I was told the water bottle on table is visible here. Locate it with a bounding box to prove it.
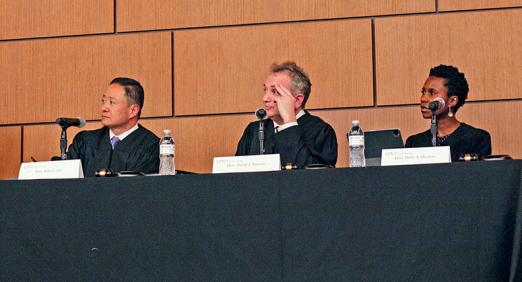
[159,129,176,175]
[348,120,366,167]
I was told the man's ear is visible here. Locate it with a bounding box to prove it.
[129,104,140,119]
[294,93,305,109]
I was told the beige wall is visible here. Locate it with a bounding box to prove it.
[1,0,521,178]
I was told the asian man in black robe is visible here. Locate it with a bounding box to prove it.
[236,61,338,168]
[68,77,159,176]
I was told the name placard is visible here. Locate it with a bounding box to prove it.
[381,146,451,166]
[18,160,84,180]
[212,154,281,174]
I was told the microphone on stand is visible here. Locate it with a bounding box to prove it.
[55,117,86,129]
[428,97,445,112]
[255,108,266,120]
[55,117,86,160]
[255,109,266,154]
[428,98,445,147]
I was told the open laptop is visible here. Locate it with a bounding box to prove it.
[347,129,404,166]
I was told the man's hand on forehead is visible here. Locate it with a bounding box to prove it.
[274,84,293,97]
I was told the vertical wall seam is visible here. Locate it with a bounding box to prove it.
[371,18,378,107]
[113,0,117,33]
[171,32,175,117]
[20,126,24,163]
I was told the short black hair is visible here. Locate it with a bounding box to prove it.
[110,77,144,117]
[429,65,469,112]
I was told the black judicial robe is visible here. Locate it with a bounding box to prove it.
[68,124,160,177]
[236,111,338,168]
[405,123,492,162]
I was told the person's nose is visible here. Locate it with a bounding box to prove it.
[420,93,429,103]
[262,90,272,103]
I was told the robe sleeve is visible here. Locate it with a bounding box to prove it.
[235,124,253,156]
[473,131,492,158]
[405,135,415,148]
[67,132,84,160]
[272,123,337,168]
[132,138,160,174]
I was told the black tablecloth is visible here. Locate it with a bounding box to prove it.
[1,160,521,281]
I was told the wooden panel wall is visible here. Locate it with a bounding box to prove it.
[1,1,521,178]
[0,33,172,124]
[0,0,113,40]
[439,0,522,11]
[22,123,101,164]
[174,20,373,116]
[457,101,522,160]
[0,127,21,179]
[117,0,434,32]
[375,10,522,105]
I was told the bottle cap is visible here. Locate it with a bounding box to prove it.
[163,129,171,135]
[352,120,359,125]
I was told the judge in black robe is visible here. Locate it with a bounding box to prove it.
[405,65,492,161]
[68,125,159,176]
[67,77,159,176]
[406,123,491,161]
[236,111,337,168]
[235,61,338,168]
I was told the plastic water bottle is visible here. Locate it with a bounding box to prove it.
[159,129,176,175]
[348,120,366,167]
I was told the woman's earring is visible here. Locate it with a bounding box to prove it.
[448,106,454,117]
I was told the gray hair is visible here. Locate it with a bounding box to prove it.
[270,61,312,108]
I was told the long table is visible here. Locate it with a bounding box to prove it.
[1,160,521,281]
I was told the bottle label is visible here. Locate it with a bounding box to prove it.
[349,135,364,146]
[160,144,175,155]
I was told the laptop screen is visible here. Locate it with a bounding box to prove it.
[347,128,404,166]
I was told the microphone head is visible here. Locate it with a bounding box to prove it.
[255,108,266,120]
[55,117,86,128]
[428,97,445,111]
[55,117,67,127]
[77,118,86,128]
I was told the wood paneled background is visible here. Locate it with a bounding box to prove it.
[0,0,114,40]
[1,0,521,178]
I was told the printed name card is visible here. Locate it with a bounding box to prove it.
[381,146,451,166]
[18,160,84,180]
[212,154,281,174]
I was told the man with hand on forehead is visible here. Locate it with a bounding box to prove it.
[236,61,338,168]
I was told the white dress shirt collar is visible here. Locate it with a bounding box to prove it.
[109,123,139,141]
[273,109,305,132]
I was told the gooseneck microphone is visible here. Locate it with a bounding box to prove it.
[55,117,86,160]
[255,108,266,120]
[255,109,266,154]
[55,117,86,129]
[428,97,445,112]
[428,98,445,147]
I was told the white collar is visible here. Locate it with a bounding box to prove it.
[273,109,305,127]
[109,123,139,141]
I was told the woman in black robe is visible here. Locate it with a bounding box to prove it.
[405,65,491,161]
